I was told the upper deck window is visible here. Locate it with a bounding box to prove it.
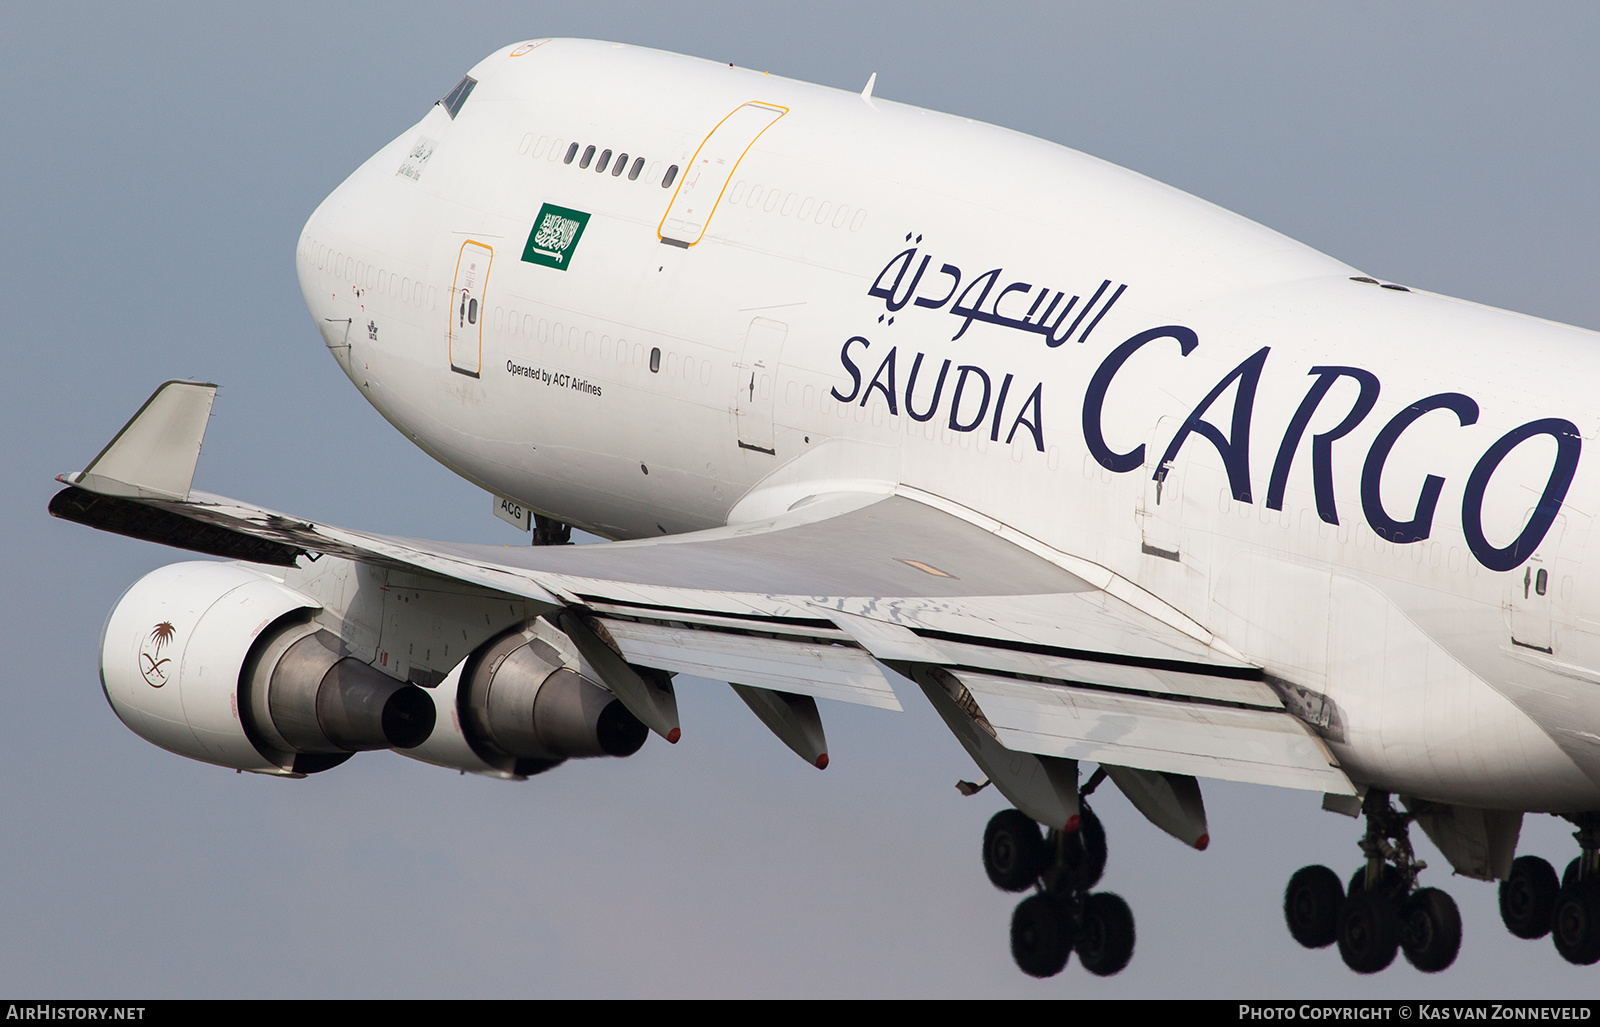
[438,76,477,119]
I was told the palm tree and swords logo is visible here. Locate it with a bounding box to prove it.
[139,621,176,687]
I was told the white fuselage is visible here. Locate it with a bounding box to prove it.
[296,39,1600,813]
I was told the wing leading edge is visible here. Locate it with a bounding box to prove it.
[51,381,1353,799]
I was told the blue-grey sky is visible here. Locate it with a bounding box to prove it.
[4,2,1600,998]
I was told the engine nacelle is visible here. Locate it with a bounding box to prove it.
[401,619,647,778]
[100,561,435,775]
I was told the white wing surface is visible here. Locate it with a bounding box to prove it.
[51,381,1351,795]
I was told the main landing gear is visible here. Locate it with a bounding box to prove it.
[1283,791,1461,974]
[1497,813,1600,965]
[984,781,1135,979]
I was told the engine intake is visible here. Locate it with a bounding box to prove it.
[100,561,435,775]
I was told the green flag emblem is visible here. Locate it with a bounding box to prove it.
[522,203,590,270]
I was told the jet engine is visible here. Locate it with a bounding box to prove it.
[400,619,649,779]
[100,561,435,775]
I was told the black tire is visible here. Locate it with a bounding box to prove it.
[1077,891,1136,977]
[1011,893,1071,978]
[1400,887,1462,973]
[1285,864,1344,949]
[1062,805,1108,891]
[1500,855,1559,940]
[1337,889,1400,974]
[1563,857,1581,890]
[1348,863,1404,901]
[1552,879,1600,966]
[983,809,1046,892]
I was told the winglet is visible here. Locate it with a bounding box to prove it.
[66,380,217,501]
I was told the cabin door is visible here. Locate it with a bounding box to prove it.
[659,102,787,247]
[1509,512,1564,654]
[1139,416,1185,561]
[449,240,493,377]
[734,317,787,455]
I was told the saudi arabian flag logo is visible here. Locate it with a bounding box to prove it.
[522,203,590,270]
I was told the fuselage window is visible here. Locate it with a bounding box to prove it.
[564,142,579,164]
[662,164,679,189]
[1536,568,1549,595]
[438,76,477,119]
[629,157,644,181]
[649,347,661,373]
[612,152,629,176]
[596,149,612,173]
[580,145,596,169]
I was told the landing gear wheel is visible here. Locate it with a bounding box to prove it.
[1400,887,1461,972]
[1348,863,1404,900]
[1061,805,1108,891]
[1285,864,1343,949]
[983,809,1046,892]
[1077,891,1136,976]
[1552,879,1600,966]
[1010,894,1071,978]
[1337,890,1399,974]
[1500,855,1559,940]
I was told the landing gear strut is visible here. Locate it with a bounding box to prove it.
[1283,791,1461,974]
[532,514,571,546]
[985,771,1134,979]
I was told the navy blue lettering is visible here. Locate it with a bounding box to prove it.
[829,336,869,403]
[1267,366,1381,524]
[949,365,991,432]
[1006,383,1045,452]
[1082,326,1200,473]
[1462,418,1582,572]
[904,353,951,422]
[1078,283,1127,346]
[1360,393,1479,544]
[1052,279,1109,349]
[1155,346,1270,503]
[949,269,1001,341]
[913,264,962,309]
[868,249,929,312]
[862,347,899,415]
[989,373,1014,441]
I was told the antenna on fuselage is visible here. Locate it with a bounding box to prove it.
[861,72,877,103]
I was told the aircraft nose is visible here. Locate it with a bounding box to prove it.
[296,209,358,366]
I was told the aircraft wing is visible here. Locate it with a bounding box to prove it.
[51,381,1353,797]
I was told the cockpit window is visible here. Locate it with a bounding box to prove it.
[438,76,477,119]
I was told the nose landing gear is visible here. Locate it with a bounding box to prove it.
[1283,791,1461,974]
[985,788,1133,979]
